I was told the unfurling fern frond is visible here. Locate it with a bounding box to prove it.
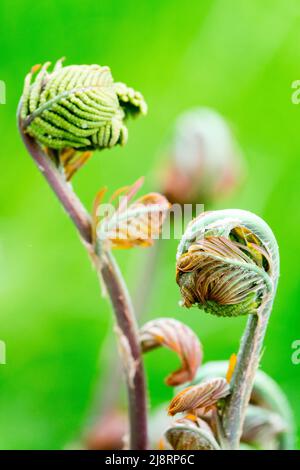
[176,210,277,317]
[140,318,202,386]
[20,59,147,151]
[92,177,170,249]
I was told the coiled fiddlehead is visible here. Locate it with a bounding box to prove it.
[176,209,279,449]
[176,209,277,317]
[165,419,221,450]
[20,59,147,150]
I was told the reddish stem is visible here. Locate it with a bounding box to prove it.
[18,118,148,450]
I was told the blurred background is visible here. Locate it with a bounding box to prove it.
[0,0,300,450]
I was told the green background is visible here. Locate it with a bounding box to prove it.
[0,0,300,450]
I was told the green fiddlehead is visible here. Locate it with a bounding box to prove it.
[20,59,147,150]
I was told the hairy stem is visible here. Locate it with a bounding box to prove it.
[98,251,148,449]
[84,242,162,439]
[19,126,92,243]
[223,297,273,449]
[18,120,148,450]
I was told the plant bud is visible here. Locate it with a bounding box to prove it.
[161,108,244,205]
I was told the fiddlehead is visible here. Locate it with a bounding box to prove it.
[176,209,279,449]
[165,418,221,450]
[140,318,202,387]
[161,108,244,206]
[20,59,146,151]
[17,60,153,450]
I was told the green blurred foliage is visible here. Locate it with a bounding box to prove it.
[0,0,300,449]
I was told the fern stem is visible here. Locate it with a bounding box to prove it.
[18,118,148,450]
[99,251,148,449]
[177,209,279,450]
[223,299,273,449]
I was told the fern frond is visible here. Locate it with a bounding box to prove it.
[20,59,147,151]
